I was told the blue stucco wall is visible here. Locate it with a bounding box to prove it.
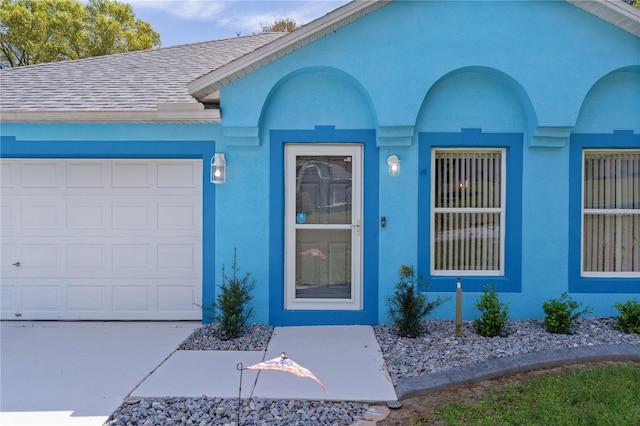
[221,1,639,132]
[217,0,639,324]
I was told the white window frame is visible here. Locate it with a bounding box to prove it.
[581,149,640,278]
[430,148,506,276]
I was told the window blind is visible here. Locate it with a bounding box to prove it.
[433,150,503,272]
[583,151,639,274]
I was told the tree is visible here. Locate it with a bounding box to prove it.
[261,17,300,33]
[0,0,160,68]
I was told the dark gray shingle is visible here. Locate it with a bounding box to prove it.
[0,33,285,112]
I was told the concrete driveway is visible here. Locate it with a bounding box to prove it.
[0,321,198,426]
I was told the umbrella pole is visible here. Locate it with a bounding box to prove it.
[236,362,244,425]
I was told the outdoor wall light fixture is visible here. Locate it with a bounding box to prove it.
[387,154,400,177]
[210,153,226,184]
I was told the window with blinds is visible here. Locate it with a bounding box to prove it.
[582,150,640,276]
[431,149,506,275]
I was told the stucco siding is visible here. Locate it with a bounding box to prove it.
[574,68,640,133]
[221,1,640,136]
[215,0,639,324]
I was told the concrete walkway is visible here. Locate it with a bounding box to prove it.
[132,325,397,402]
[0,321,198,426]
[0,322,396,426]
[2,321,639,426]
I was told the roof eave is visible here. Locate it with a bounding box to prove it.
[568,0,640,37]
[187,0,391,101]
[0,106,221,124]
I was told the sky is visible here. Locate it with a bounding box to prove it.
[125,0,351,47]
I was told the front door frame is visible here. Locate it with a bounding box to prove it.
[269,127,379,326]
[284,143,363,310]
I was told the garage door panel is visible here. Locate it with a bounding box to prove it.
[112,203,150,229]
[0,159,203,320]
[2,239,201,278]
[1,160,17,189]
[22,285,60,312]
[113,285,150,311]
[67,244,106,270]
[22,202,62,229]
[22,243,61,270]
[66,161,107,188]
[67,203,106,229]
[21,161,62,188]
[158,285,196,312]
[67,285,105,312]
[158,243,197,269]
[1,285,16,311]
[1,243,19,275]
[112,162,152,188]
[1,278,201,320]
[6,161,200,196]
[112,243,151,271]
[158,203,197,229]
[157,162,199,188]
[1,203,14,230]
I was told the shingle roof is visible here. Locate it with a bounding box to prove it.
[0,32,285,121]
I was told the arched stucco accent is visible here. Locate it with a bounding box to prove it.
[574,66,640,134]
[416,66,537,136]
[260,66,377,132]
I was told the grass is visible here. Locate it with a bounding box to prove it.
[413,363,640,426]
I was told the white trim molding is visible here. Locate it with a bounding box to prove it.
[1,103,221,123]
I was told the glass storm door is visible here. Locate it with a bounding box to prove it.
[285,144,362,310]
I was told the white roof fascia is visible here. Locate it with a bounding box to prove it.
[1,105,221,123]
[568,0,640,37]
[187,0,391,100]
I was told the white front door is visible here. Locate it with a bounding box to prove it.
[284,144,362,310]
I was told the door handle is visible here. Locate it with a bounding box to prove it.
[350,220,361,236]
[12,261,20,267]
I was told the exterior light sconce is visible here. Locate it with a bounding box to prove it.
[387,154,400,177]
[210,153,226,184]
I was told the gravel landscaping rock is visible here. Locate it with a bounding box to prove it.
[108,397,368,426]
[178,323,273,351]
[107,318,639,425]
[375,317,640,386]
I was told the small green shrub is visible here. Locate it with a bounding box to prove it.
[474,284,509,337]
[542,292,593,334]
[204,248,255,339]
[613,298,640,334]
[386,265,448,338]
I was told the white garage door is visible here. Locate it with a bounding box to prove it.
[0,159,203,320]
